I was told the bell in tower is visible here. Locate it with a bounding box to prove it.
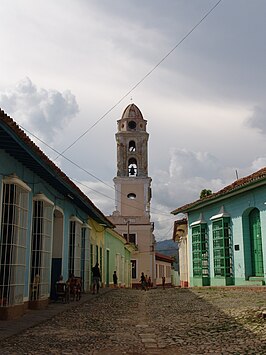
[108,103,155,288]
[116,103,149,178]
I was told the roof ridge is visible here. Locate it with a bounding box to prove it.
[172,166,266,214]
[0,108,114,227]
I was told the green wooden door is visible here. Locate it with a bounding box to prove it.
[249,209,264,276]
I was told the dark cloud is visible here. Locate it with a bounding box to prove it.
[0,77,79,141]
[246,106,266,135]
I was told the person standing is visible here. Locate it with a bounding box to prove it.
[113,271,118,288]
[140,272,147,291]
[92,262,101,294]
[162,276,166,290]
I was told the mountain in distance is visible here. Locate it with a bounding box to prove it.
[155,239,179,271]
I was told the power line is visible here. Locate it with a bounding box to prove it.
[20,124,172,218]
[54,0,223,159]
[156,223,175,239]
[16,1,223,219]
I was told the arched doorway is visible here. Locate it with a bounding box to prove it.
[249,208,264,277]
[50,208,64,299]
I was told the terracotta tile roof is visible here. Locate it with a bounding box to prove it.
[171,167,266,215]
[0,108,114,228]
[155,252,174,263]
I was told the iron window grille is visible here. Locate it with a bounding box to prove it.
[123,233,136,244]
[212,217,232,277]
[192,224,209,277]
[0,178,30,307]
[90,243,94,283]
[68,218,82,277]
[81,226,90,292]
[30,195,53,301]
[100,246,103,278]
[131,260,137,279]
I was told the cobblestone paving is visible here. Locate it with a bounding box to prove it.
[0,287,265,354]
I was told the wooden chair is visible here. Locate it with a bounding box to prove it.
[69,277,82,301]
[55,282,69,303]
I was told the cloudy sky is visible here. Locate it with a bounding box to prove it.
[0,0,266,241]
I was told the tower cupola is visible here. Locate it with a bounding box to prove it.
[117,103,147,133]
[116,103,149,178]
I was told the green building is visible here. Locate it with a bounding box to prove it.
[104,228,135,288]
[172,168,266,287]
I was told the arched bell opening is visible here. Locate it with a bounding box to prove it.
[129,140,136,152]
[128,158,138,177]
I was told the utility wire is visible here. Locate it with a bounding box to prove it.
[20,125,171,217]
[17,1,222,218]
[54,0,223,159]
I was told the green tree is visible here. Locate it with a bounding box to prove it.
[200,189,212,199]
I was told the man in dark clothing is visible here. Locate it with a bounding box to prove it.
[92,263,101,294]
[113,271,118,287]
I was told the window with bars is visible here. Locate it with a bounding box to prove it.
[80,226,91,292]
[212,218,232,277]
[0,179,30,307]
[90,244,94,283]
[116,253,121,281]
[30,196,53,301]
[121,256,125,284]
[192,224,209,277]
[100,247,103,278]
[96,245,99,264]
[166,265,171,278]
[131,260,136,279]
[123,233,136,244]
[68,219,82,277]
[159,264,164,278]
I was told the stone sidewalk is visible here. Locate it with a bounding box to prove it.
[0,288,112,341]
[0,287,265,354]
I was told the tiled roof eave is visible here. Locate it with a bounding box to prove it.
[0,109,114,228]
[172,176,266,215]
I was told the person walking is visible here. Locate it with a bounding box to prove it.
[92,262,101,294]
[140,272,147,291]
[113,271,118,288]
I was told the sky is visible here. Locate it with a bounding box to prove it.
[0,0,266,241]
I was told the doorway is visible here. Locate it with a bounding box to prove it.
[249,208,264,277]
[50,209,64,299]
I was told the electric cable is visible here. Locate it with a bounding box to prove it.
[14,1,223,220]
[53,0,223,159]
[20,124,172,217]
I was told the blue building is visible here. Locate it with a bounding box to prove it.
[172,168,266,287]
[0,109,114,319]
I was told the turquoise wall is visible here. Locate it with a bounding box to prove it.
[0,149,89,297]
[188,185,266,286]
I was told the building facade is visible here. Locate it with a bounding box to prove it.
[155,253,173,286]
[104,228,135,288]
[0,108,131,320]
[173,219,189,287]
[172,168,266,287]
[108,103,156,287]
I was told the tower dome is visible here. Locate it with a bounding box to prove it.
[121,103,143,120]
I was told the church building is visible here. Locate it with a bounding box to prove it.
[108,103,156,287]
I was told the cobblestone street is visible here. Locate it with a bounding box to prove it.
[0,287,265,354]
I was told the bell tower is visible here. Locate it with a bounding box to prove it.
[109,103,155,287]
